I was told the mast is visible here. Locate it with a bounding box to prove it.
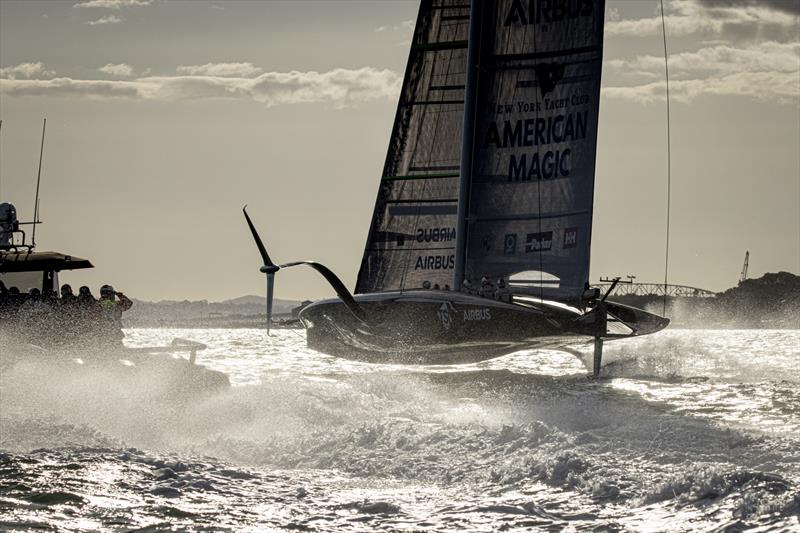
[453,0,482,291]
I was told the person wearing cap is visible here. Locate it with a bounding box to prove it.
[70,285,99,343]
[77,286,95,304]
[479,276,494,298]
[494,277,509,302]
[57,284,80,344]
[98,284,132,345]
[60,284,78,305]
[461,278,473,294]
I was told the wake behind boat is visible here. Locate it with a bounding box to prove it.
[243,0,669,375]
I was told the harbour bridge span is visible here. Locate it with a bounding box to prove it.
[595,282,716,298]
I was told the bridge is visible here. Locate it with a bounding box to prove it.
[595,282,717,298]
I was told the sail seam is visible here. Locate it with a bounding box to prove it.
[491,46,602,62]
[400,100,464,106]
[412,40,468,51]
[381,172,459,181]
[366,247,457,253]
[474,210,591,222]
[384,199,457,204]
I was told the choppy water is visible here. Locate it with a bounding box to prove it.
[1,328,799,532]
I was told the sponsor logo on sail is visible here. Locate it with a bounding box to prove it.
[483,112,588,182]
[463,308,492,321]
[534,62,565,96]
[504,233,517,255]
[481,234,492,252]
[415,254,455,270]
[525,231,553,252]
[503,0,593,27]
[416,227,456,243]
[563,227,578,249]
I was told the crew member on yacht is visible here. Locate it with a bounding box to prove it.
[479,277,494,298]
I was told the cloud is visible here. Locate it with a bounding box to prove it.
[605,1,799,105]
[604,70,799,105]
[696,0,800,16]
[0,62,55,80]
[176,62,263,78]
[246,68,401,107]
[86,15,123,25]
[74,0,151,8]
[606,41,799,104]
[606,0,798,41]
[99,63,134,77]
[605,71,800,104]
[376,19,416,34]
[1,66,402,108]
[609,42,799,75]
[0,78,144,99]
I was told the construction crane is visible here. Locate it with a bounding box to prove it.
[739,251,749,285]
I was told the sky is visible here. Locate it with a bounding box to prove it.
[1,0,798,302]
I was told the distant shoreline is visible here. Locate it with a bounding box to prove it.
[123,272,800,330]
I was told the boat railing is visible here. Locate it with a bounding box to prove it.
[124,337,207,364]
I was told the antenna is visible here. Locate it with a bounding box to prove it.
[31,118,46,247]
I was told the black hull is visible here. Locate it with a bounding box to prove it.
[299,291,668,365]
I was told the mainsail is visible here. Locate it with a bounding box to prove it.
[356,0,470,293]
[462,0,605,303]
[357,0,605,304]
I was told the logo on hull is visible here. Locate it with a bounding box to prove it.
[463,308,492,321]
[438,302,457,330]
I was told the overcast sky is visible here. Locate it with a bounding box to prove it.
[1,0,798,302]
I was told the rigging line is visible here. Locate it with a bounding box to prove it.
[660,0,672,317]
[530,10,544,304]
[0,120,3,199]
[32,118,47,247]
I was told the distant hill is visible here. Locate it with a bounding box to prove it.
[219,295,266,306]
[610,271,800,328]
[124,296,303,328]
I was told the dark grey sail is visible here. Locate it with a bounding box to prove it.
[355,0,471,293]
[461,0,605,304]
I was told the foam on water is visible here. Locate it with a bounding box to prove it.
[1,328,799,531]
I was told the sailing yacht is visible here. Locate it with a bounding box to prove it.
[244,0,669,374]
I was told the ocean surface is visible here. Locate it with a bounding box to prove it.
[1,328,799,532]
